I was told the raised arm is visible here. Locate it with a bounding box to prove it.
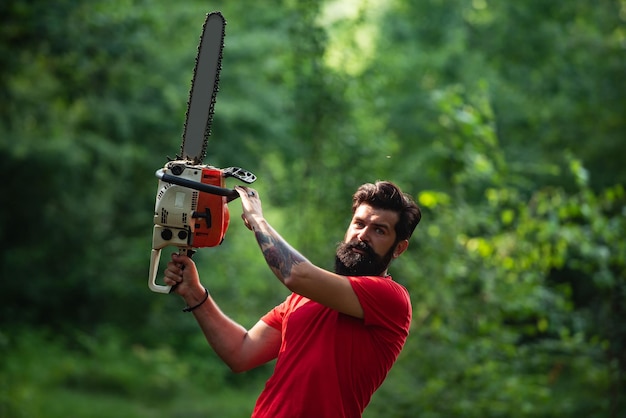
[164,254,281,373]
[235,186,364,318]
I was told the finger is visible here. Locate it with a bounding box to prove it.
[234,186,249,198]
[164,263,179,274]
[164,267,182,281]
[235,185,258,199]
[163,277,178,286]
[172,253,191,268]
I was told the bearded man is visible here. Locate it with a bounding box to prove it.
[164,181,422,418]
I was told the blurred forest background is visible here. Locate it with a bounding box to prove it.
[1,0,625,417]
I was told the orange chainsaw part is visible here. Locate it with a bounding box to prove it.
[191,167,230,247]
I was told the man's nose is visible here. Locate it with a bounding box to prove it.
[357,227,370,243]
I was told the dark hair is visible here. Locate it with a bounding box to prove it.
[352,181,421,242]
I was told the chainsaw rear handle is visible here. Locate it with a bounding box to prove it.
[149,243,195,294]
[149,247,171,294]
[155,169,240,202]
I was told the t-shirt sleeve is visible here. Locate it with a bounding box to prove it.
[261,294,293,331]
[348,276,412,332]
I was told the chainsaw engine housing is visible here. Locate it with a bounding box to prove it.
[153,162,230,251]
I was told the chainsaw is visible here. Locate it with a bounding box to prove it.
[149,12,256,293]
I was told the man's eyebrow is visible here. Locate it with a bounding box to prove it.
[354,217,391,231]
[372,222,391,231]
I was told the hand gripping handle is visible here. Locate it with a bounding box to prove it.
[149,226,195,293]
[149,247,196,293]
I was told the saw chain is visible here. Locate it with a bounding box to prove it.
[149,12,256,293]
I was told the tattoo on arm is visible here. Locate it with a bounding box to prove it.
[255,230,306,279]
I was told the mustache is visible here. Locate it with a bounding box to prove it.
[345,240,375,256]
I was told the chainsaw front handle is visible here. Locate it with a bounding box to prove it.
[155,169,240,202]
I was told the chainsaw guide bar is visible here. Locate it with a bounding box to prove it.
[149,12,257,294]
[180,12,225,164]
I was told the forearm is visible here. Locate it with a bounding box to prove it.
[247,214,365,318]
[165,252,278,371]
[183,287,251,372]
[250,217,308,286]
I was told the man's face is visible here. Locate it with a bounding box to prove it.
[335,204,403,276]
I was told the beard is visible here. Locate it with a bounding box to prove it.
[334,240,394,276]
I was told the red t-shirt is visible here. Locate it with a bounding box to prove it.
[251,275,412,418]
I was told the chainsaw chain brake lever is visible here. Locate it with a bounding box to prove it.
[223,167,256,184]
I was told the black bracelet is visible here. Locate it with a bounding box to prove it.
[182,288,209,312]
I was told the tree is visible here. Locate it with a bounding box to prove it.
[0,0,196,329]
[366,82,625,418]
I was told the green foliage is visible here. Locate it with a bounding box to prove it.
[1,0,625,416]
[366,86,625,417]
[0,328,262,417]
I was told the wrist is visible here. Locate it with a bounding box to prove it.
[249,215,266,231]
[182,286,208,312]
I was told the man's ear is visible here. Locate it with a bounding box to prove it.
[392,240,409,258]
